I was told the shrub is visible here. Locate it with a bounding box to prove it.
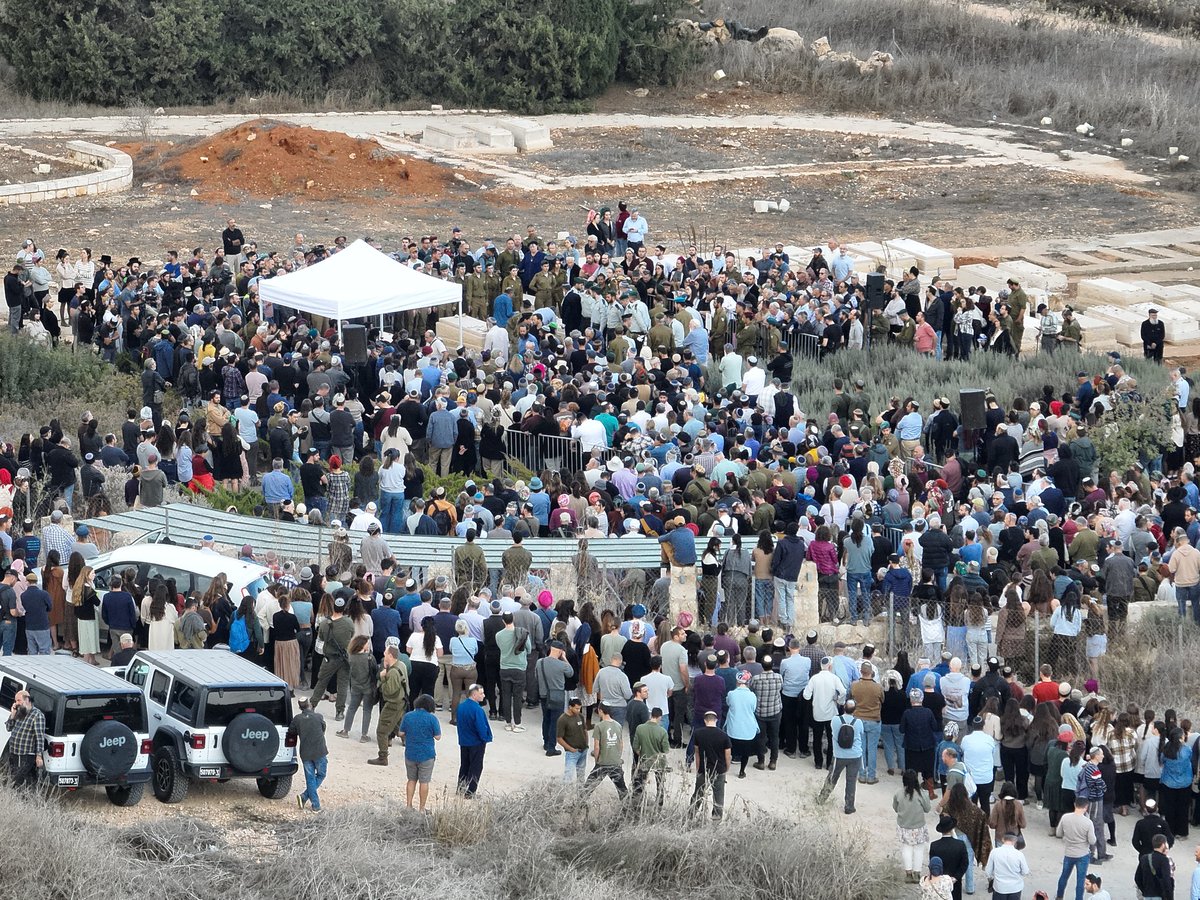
[788,344,1168,425]
[1102,608,1200,717]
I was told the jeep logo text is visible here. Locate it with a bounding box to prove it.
[100,736,126,749]
[241,729,271,741]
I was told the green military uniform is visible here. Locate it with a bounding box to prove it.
[1008,287,1029,354]
[1058,314,1083,351]
[465,273,488,320]
[850,390,871,417]
[648,321,675,357]
[496,249,520,276]
[608,332,631,363]
[501,544,533,588]
[501,273,523,307]
[710,305,728,354]
[483,270,502,310]
[735,320,757,357]
[374,659,410,761]
[453,541,489,594]
[530,271,556,307]
[895,317,915,347]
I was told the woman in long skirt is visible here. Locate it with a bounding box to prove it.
[272,596,301,689]
[43,551,71,651]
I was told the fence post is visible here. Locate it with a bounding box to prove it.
[1033,611,1040,674]
[888,593,894,659]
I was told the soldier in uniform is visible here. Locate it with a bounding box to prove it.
[501,265,523,309]
[1057,306,1083,352]
[1005,278,1028,356]
[529,260,557,308]
[648,313,675,358]
[369,645,410,767]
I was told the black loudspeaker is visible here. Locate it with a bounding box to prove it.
[342,323,368,364]
[865,273,886,310]
[960,389,987,431]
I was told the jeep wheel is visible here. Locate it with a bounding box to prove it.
[106,782,145,807]
[151,746,188,804]
[80,720,139,781]
[256,774,292,800]
[222,712,281,774]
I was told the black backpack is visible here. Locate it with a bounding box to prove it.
[836,715,856,749]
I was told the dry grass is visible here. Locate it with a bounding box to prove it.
[702,0,1200,160]
[1102,608,1200,717]
[1,781,895,900]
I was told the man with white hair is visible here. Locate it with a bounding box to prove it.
[939,657,971,726]
[1113,498,1137,550]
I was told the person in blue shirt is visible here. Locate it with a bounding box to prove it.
[456,683,493,799]
[370,595,402,662]
[779,641,811,757]
[527,478,550,533]
[399,694,442,812]
[724,671,761,778]
[818,698,865,814]
[261,458,295,510]
[658,518,697,567]
[830,642,860,691]
[492,291,514,326]
[907,658,940,694]
[395,581,422,640]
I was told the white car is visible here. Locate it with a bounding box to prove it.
[89,545,271,646]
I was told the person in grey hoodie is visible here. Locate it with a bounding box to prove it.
[938,657,971,728]
[426,398,458,476]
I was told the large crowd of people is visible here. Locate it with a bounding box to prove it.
[1,214,1199,899]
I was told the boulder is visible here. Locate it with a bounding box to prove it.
[758,27,805,54]
[810,36,832,57]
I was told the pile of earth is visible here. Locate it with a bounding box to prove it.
[121,119,454,201]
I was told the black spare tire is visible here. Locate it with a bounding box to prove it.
[222,712,280,773]
[80,720,139,780]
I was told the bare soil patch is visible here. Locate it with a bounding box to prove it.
[117,119,463,203]
[0,139,87,186]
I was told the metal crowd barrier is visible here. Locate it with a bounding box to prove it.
[503,428,616,476]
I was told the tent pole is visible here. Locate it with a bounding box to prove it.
[458,297,463,347]
[338,318,343,350]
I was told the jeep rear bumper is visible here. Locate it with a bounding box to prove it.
[186,761,297,781]
[52,768,152,788]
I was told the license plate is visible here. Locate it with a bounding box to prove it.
[198,766,221,778]
[58,776,79,787]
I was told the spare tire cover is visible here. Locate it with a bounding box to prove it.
[80,720,139,780]
[222,712,280,773]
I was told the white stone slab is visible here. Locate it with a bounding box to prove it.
[1075,277,1153,308]
[884,238,955,273]
[1000,260,1069,293]
[1127,302,1200,343]
[957,264,1009,296]
[436,314,487,351]
[496,117,553,151]
[1084,305,1150,344]
[421,122,475,151]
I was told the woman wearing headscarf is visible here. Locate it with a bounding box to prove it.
[450,407,477,476]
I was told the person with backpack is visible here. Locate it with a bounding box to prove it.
[228,595,263,661]
[817,698,864,814]
[1133,834,1174,900]
[494,612,530,732]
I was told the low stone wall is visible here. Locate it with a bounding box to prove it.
[0,140,133,205]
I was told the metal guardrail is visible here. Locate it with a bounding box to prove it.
[503,428,616,476]
[786,330,821,360]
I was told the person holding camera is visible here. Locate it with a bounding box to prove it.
[6,690,46,787]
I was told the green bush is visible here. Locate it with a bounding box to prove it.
[0,333,121,405]
[0,0,686,111]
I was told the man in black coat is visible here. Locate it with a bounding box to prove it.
[986,424,1020,476]
[929,815,969,900]
[1131,798,1174,855]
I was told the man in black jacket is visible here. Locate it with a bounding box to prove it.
[1131,798,1175,855]
[4,264,24,334]
[1141,308,1166,362]
[929,815,969,900]
[1133,833,1175,900]
[987,423,1020,475]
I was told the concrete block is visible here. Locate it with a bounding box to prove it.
[1000,260,1069,293]
[668,565,698,627]
[1075,277,1152,307]
[845,241,917,275]
[1070,311,1118,346]
[794,560,820,631]
[435,314,488,352]
[955,263,1010,295]
[1083,305,1149,344]
[883,238,955,273]
[1127,302,1200,343]
[496,117,553,151]
[421,122,475,151]
[463,123,516,150]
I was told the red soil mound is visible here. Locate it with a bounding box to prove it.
[124,119,453,201]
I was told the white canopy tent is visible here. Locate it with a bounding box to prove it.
[259,239,463,341]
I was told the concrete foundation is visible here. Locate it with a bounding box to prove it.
[421,122,475,151]
[496,117,554,151]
